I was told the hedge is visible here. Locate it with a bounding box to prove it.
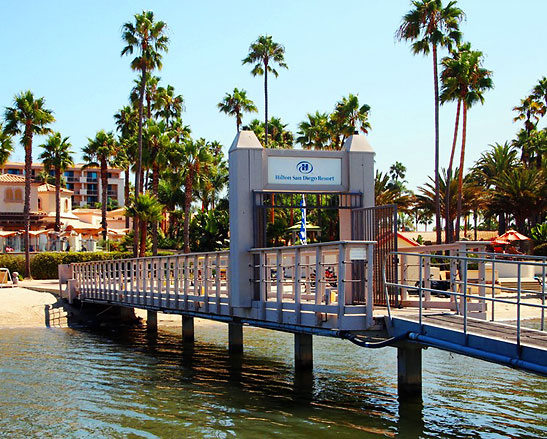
[0,250,174,280]
[0,254,25,277]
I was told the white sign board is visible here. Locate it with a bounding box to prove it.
[267,157,342,186]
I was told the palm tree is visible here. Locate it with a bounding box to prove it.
[397,0,464,244]
[242,35,288,146]
[512,96,545,165]
[155,84,184,127]
[4,91,54,277]
[83,131,117,241]
[121,11,168,196]
[331,94,371,148]
[443,46,493,240]
[296,111,332,150]
[0,124,13,166]
[472,142,518,234]
[126,194,164,257]
[178,138,212,253]
[217,88,258,132]
[38,133,74,232]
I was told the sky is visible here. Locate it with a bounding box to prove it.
[1,0,546,191]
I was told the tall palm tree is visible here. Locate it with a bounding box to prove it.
[176,138,212,253]
[121,11,168,196]
[443,46,493,240]
[242,35,288,146]
[217,88,258,132]
[397,0,464,244]
[125,194,164,257]
[4,91,54,277]
[0,124,14,166]
[83,131,117,241]
[38,132,74,232]
[512,96,545,165]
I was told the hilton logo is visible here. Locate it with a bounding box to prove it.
[296,161,313,174]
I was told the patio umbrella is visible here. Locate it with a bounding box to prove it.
[498,230,530,242]
[491,236,511,245]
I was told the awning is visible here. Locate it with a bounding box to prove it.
[0,231,18,237]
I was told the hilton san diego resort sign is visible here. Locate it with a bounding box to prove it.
[267,156,342,186]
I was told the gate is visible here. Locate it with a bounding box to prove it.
[351,205,398,306]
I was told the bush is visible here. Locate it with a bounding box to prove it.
[0,254,25,277]
[30,251,133,280]
[532,243,547,257]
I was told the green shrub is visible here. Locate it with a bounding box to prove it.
[0,254,25,277]
[532,243,547,257]
[29,250,174,279]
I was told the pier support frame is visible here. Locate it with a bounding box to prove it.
[182,316,194,343]
[397,342,422,399]
[147,310,158,332]
[229,322,244,354]
[295,333,313,370]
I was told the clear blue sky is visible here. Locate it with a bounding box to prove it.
[1,0,546,191]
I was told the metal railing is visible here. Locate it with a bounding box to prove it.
[250,241,376,329]
[384,251,547,350]
[73,251,230,312]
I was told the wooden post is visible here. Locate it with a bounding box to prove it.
[229,322,243,354]
[294,332,313,370]
[397,342,422,399]
[182,316,194,343]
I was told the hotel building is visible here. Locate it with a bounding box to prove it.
[0,162,125,207]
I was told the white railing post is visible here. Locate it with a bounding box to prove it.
[276,249,283,323]
[365,243,374,329]
[204,254,210,313]
[294,247,302,325]
[337,243,346,327]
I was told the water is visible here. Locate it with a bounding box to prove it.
[0,323,545,438]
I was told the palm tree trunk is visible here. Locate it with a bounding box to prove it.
[445,99,461,244]
[139,220,147,257]
[101,158,108,241]
[23,130,32,278]
[151,162,159,255]
[55,166,61,232]
[433,45,442,245]
[124,169,130,229]
[183,170,194,253]
[264,66,268,147]
[455,104,468,242]
[474,210,478,241]
[133,69,147,257]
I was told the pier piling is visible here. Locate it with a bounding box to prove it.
[229,322,244,354]
[147,310,158,332]
[182,316,194,343]
[294,333,313,370]
[397,342,422,399]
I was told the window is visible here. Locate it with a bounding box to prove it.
[38,198,42,210]
[5,188,13,201]
[14,189,22,201]
[65,199,69,212]
[7,169,22,175]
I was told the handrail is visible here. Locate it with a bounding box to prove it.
[385,250,547,351]
[250,240,376,252]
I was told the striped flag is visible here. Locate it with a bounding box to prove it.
[299,195,307,245]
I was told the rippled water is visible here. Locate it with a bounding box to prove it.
[0,322,545,438]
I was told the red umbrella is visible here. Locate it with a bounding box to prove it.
[491,236,510,245]
[498,230,530,242]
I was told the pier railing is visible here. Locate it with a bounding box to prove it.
[384,251,547,348]
[70,240,378,330]
[73,251,230,312]
[250,241,376,329]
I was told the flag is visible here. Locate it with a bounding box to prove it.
[299,195,307,245]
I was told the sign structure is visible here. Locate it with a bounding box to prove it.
[267,156,342,186]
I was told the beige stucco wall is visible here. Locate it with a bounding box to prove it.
[38,191,72,214]
[0,184,38,213]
